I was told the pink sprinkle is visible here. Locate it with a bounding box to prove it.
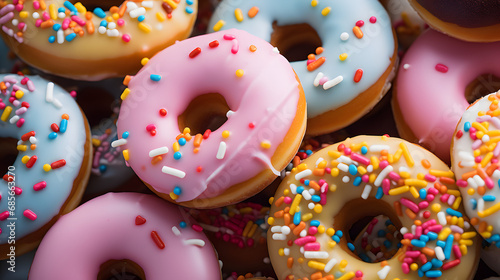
[355,271,363,278]
[0,102,5,109]
[71,15,86,26]
[426,194,435,202]
[294,236,316,246]
[388,171,401,182]
[318,76,328,85]
[231,39,239,54]
[246,238,254,247]
[350,152,370,165]
[435,63,448,73]
[70,91,77,98]
[405,250,420,258]
[343,147,352,156]
[356,20,364,27]
[382,178,390,195]
[456,179,467,188]
[424,174,436,182]
[400,198,419,213]
[369,16,377,23]
[427,187,439,195]
[427,224,443,233]
[379,160,389,169]
[35,19,42,27]
[62,18,70,30]
[14,187,22,195]
[42,11,50,21]
[308,226,318,235]
[422,219,436,229]
[418,201,428,209]
[33,1,40,9]
[223,34,235,40]
[452,244,462,259]
[361,174,369,182]
[192,224,203,232]
[33,181,47,191]
[304,242,320,251]
[15,3,23,11]
[283,196,292,204]
[306,59,314,65]
[440,193,450,203]
[146,124,156,131]
[117,19,125,26]
[16,118,25,127]
[403,257,413,264]
[24,209,37,220]
[0,211,9,220]
[122,34,131,43]
[20,78,28,85]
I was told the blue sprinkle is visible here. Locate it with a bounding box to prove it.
[444,234,454,260]
[431,258,443,268]
[419,188,427,199]
[375,186,384,199]
[174,152,182,160]
[311,195,321,202]
[359,253,370,262]
[100,20,108,27]
[305,150,313,155]
[436,240,446,248]
[138,15,145,22]
[427,232,438,240]
[99,164,107,172]
[496,242,500,248]
[178,138,187,146]
[173,186,182,195]
[186,0,194,4]
[347,242,355,251]
[334,272,343,279]
[58,7,65,13]
[410,239,426,247]
[420,234,429,242]
[59,119,68,133]
[361,146,368,154]
[53,23,61,31]
[304,180,310,186]
[93,7,106,18]
[293,212,301,225]
[417,269,424,277]
[48,132,58,139]
[425,270,442,278]
[185,6,194,14]
[421,262,432,272]
[255,219,264,225]
[464,121,471,132]
[65,33,77,42]
[491,234,500,242]
[484,195,496,202]
[122,131,129,139]
[383,240,392,248]
[335,230,343,238]
[310,220,320,227]
[332,235,340,243]
[63,1,77,13]
[179,221,187,228]
[446,208,462,217]
[150,74,161,81]
[377,230,386,237]
[348,164,357,175]
[299,149,304,153]
[353,176,362,186]
[48,36,55,43]
[296,186,304,194]
[470,198,477,210]
[385,219,393,226]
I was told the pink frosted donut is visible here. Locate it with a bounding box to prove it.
[392,29,500,163]
[28,192,221,280]
[116,29,306,208]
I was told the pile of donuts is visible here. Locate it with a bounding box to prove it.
[1,0,500,279]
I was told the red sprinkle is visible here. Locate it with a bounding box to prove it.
[50,159,66,169]
[21,131,35,141]
[33,181,46,191]
[248,122,255,129]
[21,101,30,108]
[135,215,146,225]
[203,129,211,139]
[189,47,201,58]
[14,187,22,195]
[0,211,9,221]
[354,69,363,83]
[456,130,463,139]
[192,224,203,232]
[20,77,29,85]
[159,108,167,116]
[146,124,156,131]
[442,259,460,270]
[23,209,37,220]
[435,63,448,73]
[356,20,364,27]
[369,16,377,23]
[150,130,157,136]
[209,40,219,48]
[26,155,37,168]
[3,174,13,182]
[151,231,165,249]
[196,166,202,172]
[51,123,59,132]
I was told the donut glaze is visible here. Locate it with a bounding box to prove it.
[28,192,222,280]
[0,74,91,258]
[268,136,479,280]
[116,29,306,208]
[451,92,500,256]
[0,0,197,80]
[392,29,500,163]
[208,0,397,134]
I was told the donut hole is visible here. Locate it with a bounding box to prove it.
[76,87,116,127]
[177,93,230,135]
[465,74,500,104]
[0,137,19,174]
[270,22,323,63]
[334,198,403,263]
[72,0,125,12]
[97,259,145,280]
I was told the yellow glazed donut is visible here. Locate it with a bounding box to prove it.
[268,136,480,280]
[0,0,197,80]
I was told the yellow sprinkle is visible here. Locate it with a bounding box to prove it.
[339,53,348,61]
[460,244,468,255]
[326,228,335,236]
[358,166,367,175]
[278,248,285,256]
[387,154,394,163]
[49,4,57,20]
[173,141,180,152]
[450,216,458,225]
[328,240,337,248]
[268,197,274,205]
[331,167,339,177]
[370,156,379,170]
[307,260,325,270]
[447,190,460,196]
[481,152,493,167]
[92,138,101,147]
[405,179,427,188]
[337,272,355,280]
[163,0,178,9]
[399,142,414,167]
[16,145,27,152]
[21,156,30,164]
[261,140,271,149]
[222,130,230,138]
[479,202,500,218]
[248,223,258,237]
[74,2,87,14]
[289,194,302,215]
[213,20,225,32]
[459,239,473,246]
[302,213,313,221]
[417,173,425,180]
[183,127,191,134]
[461,231,476,239]
[106,16,113,22]
[467,188,475,195]
[297,163,308,171]
[458,217,464,228]
[429,169,455,178]
[340,259,348,269]
[410,263,418,271]
[318,225,325,234]
[311,0,318,7]
[267,217,275,226]
[431,203,441,212]
[138,22,152,33]
[242,221,253,237]
[330,160,339,167]
[43,164,51,172]
[321,7,331,16]
[438,227,451,240]
[388,186,410,195]
[369,173,377,183]
[234,8,244,22]
[487,225,493,232]
[283,189,289,195]
[483,232,492,239]
[235,69,244,77]
[120,88,130,100]
[328,150,341,158]
[400,171,411,178]
[313,204,323,213]
[472,121,488,133]
[122,149,130,161]
[141,57,149,66]
[409,186,419,199]
[156,11,166,22]
[393,149,403,162]
[1,106,12,122]
[317,160,327,169]
[19,11,28,18]
[169,192,179,200]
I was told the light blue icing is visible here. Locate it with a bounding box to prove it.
[209,0,395,119]
[0,74,88,245]
[0,249,35,279]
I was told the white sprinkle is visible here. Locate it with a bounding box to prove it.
[399,166,410,173]
[437,211,447,225]
[374,165,393,186]
[183,239,205,247]
[58,12,65,18]
[367,165,373,172]
[337,163,348,172]
[458,151,474,161]
[281,226,291,235]
[340,32,349,41]
[467,177,478,189]
[108,22,117,29]
[338,155,355,165]
[290,184,297,194]
[324,258,338,273]
[450,225,464,234]
[272,47,280,54]
[435,246,445,261]
[309,188,315,195]
[304,251,329,259]
[473,175,485,187]
[149,146,169,157]
[299,229,307,237]
[216,141,226,160]
[477,198,485,213]
[308,202,315,209]
[315,157,324,167]
[9,115,19,124]
[271,226,281,233]
[283,248,290,256]
[52,98,62,108]
[226,110,234,118]
[171,226,181,236]
[367,250,377,261]
[369,145,390,152]
[161,166,186,178]
[460,160,475,167]
[129,7,146,18]
[403,64,410,70]
[323,75,343,90]
[111,138,127,147]
[32,12,40,19]
[313,72,324,87]
[272,233,286,240]
[361,185,372,199]
[126,1,138,11]
[142,0,153,8]
[98,26,106,34]
[400,227,408,235]
[493,170,500,182]
[57,29,64,44]
[295,169,312,180]
[46,82,54,102]
[106,29,120,37]
[263,257,270,264]
[29,136,37,144]
[342,176,350,183]
[219,260,223,269]
[482,134,490,143]
[377,265,391,279]
[302,190,312,200]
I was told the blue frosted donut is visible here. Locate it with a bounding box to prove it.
[209,0,397,134]
[0,74,91,258]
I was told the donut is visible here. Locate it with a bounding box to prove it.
[268,135,480,280]
[392,29,500,163]
[208,0,397,135]
[0,0,198,80]
[380,0,427,49]
[481,244,500,277]
[0,74,91,258]
[408,0,500,42]
[28,192,222,279]
[188,201,274,276]
[116,29,307,208]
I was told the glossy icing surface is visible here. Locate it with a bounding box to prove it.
[268,136,478,280]
[0,74,87,243]
[208,0,395,120]
[116,29,301,202]
[28,192,222,280]
[394,29,500,162]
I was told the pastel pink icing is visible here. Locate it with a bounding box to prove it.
[116,29,301,203]
[28,192,221,280]
[394,29,500,162]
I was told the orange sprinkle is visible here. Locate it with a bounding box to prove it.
[274,196,285,207]
[151,155,163,165]
[478,221,488,233]
[184,133,192,141]
[324,276,334,280]
[421,159,431,168]
[85,11,92,20]
[309,181,320,191]
[380,260,388,267]
[315,47,324,55]
[77,30,84,37]
[421,247,435,256]
[87,20,95,34]
[394,201,402,216]
[151,231,165,249]
[284,213,291,225]
[109,6,119,13]
[414,220,422,226]
[274,210,284,218]
[439,176,455,185]
[39,0,46,10]
[380,149,389,156]
[307,57,326,72]
[247,6,259,18]
[353,26,363,38]
[119,1,128,17]
[193,133,203,147]
[293,221,306,235]
[40,20,54,29]
[405,208,416,219]
[461,170,478,180]
[30,144,36,150]
[61,114,69,120]
[478,186,486,196]
[311,272,322,280]
[123,75,132,86]
[313,168,325,176]
[193,148,200,154]
[0,82,6,90]
[287,257,294,268]
[470,217,479,226]
[249,45,257,52]
[293,156,300,167]
[487,163,499,175]
[307,54,316,60]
